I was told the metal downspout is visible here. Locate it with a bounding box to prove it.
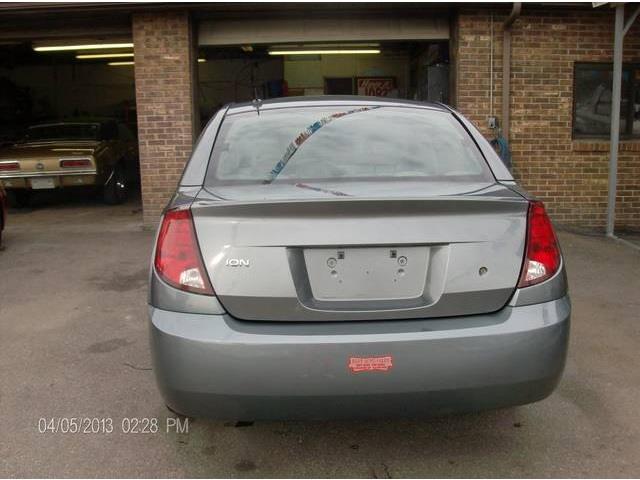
[607,4,625,237]
[502,2,522,142]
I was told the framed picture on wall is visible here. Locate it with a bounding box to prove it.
[356,77,397,97]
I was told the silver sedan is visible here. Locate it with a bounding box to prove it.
[149,97,570,420]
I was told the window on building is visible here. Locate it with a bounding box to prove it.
[573,63,640,138]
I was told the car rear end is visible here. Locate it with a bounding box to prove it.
[0,155,97,192]
[0,123,102,196]
[149,99,570,420]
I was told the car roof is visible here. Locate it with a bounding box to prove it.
[226,95,448,115]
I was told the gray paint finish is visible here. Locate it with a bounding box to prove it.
[179,106,228,187]
[150,268,226,315]
[149,97,570,419]
[150,296,570,419]
[191,193,528,321]
[509,260,568,307]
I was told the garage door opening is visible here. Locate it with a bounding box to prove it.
[0,39,140,209]
[197,40,450,127]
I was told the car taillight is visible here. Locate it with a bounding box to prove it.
[0,162,19,171]
[60,159,92,168]
[518,201,561,288]
[154,208,214,295]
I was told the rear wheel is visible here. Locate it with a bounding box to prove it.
[103,164,128,205]
[10,189,31,208]
[165,403,192,420]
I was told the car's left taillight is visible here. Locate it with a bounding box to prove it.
[0,162,19,172]
[154,208,214,295]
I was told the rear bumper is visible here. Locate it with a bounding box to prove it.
[0,171,97,189]
[150,296,570,420]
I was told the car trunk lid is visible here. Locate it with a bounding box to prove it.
[192,184,528,321]
[0,141,99,175]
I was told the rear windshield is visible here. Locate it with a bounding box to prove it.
[205,106,493,187]
[25,123,100,142]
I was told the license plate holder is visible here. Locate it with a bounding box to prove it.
[304,246,429,301]
[30,177,56,190]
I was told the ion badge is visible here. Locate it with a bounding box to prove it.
[348,355,393,373]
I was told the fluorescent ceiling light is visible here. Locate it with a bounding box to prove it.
[34,43,134,52]
[108,61,134,66]
[76,52,134,60]
[274,43,380,49]
[268,49,380,56]
[197,58,206,63]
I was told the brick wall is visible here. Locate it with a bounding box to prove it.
[455,6,640,232]
[133,10,195,227]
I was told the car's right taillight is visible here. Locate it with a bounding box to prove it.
[518,201,561,288]
[60,158,92,168]
[154,208,214,295]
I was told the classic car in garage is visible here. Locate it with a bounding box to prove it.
[0,119,138,205]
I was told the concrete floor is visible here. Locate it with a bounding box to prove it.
[0,198,639,478]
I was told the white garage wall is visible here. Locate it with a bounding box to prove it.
[197,58,283,115]
[284,53,410,97]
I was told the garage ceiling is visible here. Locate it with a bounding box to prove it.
[0,8,131,42]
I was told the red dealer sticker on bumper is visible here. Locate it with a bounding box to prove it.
[348,355,393,373]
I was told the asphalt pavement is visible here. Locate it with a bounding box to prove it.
[0,196,639,477]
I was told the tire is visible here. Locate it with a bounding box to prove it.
[165,403,191,420]
[10,190,31,208]
[103,164,128,205]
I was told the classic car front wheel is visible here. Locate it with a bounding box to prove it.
[103,165,128,205]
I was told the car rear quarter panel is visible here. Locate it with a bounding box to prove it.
[179,107,229,187]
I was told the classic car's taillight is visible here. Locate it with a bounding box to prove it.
[518,201,561,288]
[154,208,214,295]
[60,159,92,168]
[0,162,19,171]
